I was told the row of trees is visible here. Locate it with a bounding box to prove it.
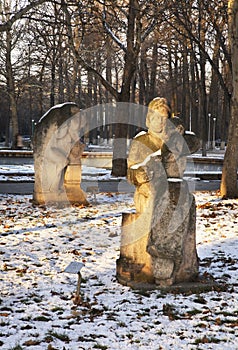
[0,0,237,196]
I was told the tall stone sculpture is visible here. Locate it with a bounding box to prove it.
[116,97,200,287]
[32,102,88,206]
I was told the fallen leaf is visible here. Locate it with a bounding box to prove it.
[23,339,41,346]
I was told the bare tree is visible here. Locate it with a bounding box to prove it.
[0,0,50,147]
[0,0,48,32]
[220,0,238,198]
[0,2,23,146]
[62,0,160,176]
[0,0,233,166]
[163,0,231,148]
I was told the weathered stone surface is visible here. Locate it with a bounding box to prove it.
[147,180,198,286]
[117,97,200,287]
[116,212,154,284]
[32,102,88,205]
[64,141,88,205]
[117,177,198,286]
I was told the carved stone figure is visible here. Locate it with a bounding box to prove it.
[33,102,88,205]
[116,97,200,287]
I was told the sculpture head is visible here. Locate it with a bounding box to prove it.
[146,97,171,134]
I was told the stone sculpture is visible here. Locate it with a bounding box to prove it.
[32,102,88,206]
[116,97,200,287]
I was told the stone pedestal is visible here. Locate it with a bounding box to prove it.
[33,163,88,206]
[116,212,154,284]
[63,141,88,205]
[33,190,68,205]
[64,164,88,205]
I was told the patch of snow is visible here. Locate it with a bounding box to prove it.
[39,102,77,122]
[130,150,162,169]
[184,131,196,135]
[134,130,147,138]
[168,178,183,182]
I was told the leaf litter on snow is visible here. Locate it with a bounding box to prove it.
[0,191,237,350]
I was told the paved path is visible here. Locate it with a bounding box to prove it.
[0,179,221,195]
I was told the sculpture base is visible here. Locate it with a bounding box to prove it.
[33,188,88,206]
[32,191,68,205]
[116,212,154,284]
[117,275,227,294]
[33,163,88,206]
[64,164,89,205]
[64,185,89,205]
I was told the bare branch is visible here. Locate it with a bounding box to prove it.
[102,11,127,53]
[0,0,49,32]
[141,18,157,42]
[62,1,119,101]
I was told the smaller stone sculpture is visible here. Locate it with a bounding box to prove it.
[33,102,88,205]
[117,97,200,287]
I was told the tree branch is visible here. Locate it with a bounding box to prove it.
[0,0,49,32]
[102,11,127,53]
[166,12,231,101]
[62,1,119,101]
[141,18,157,42]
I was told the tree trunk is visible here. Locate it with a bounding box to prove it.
[105,47,113,141]
[6,29,18,147]
[149,38,158,103]
[207,40,219,143]
[139,45,146,105]
[189,42,199,132]
[58,55,64,103]
[220,0,238,198]
[168,44,178,114]
[181,42,190,129]
[198,5,207,156]
[50,59,56,107]
[111,104,129,177]
[111,0,139,177]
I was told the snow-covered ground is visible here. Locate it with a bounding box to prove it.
[0,165,111,183]
[0,187,237,350]
[0,162,223,183]
[0,164,34,182]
